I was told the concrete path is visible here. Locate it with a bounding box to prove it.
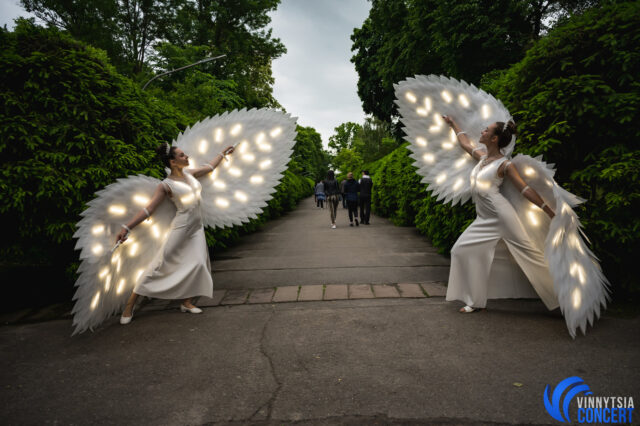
[211,197,450,288]
[1,197,639,425]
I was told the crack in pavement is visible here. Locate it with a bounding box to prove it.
[249,309,282,421]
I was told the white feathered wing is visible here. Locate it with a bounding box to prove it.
[72,109,297,334]
[395,75,609,337]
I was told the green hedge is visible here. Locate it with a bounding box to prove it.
[369,2,639,296]
[0,21,313,309]
[483,1,640,294]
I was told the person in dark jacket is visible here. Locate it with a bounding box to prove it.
[343,172,360,226]
[359,170,373,225]
[340,178,348,208]
[323,170,341,228]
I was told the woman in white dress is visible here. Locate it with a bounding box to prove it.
[115,142,235,324]
[442,116,559,313]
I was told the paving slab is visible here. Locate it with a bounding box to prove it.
[372,284,401,298]
[324,284,348,300]
[298,285,324,301]
[422,281,448,297]
[221,289,249,305]
[197,289,226,307]
[248,288,275,304]
[398,283,427,298]
[272,286,299,303]
[349,284,374,299]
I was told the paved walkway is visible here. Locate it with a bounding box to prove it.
[1,197,639,425]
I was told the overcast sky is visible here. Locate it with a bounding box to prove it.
[1,0,370,147]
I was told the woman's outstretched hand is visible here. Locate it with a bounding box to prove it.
[115,228,129,244]
[442,115,454,127]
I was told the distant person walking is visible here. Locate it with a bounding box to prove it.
[344,172,360,227]
[340,177,348,208]
[359,170,373,225]
[315,180,325,208]
[323,170,341,228]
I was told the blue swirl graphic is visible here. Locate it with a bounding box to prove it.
[543,376,593,422]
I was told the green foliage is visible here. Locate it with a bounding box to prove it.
[482,1,640,293]
[289,126,330,182]
[367,145,474,251]
[328,122,361,152]
[350,0,602,124]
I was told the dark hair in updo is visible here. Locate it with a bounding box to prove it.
[155,142,177,167]
[495,120,517,148]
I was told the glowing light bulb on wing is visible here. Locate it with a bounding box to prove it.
[214,128,223,143]
[260,159,272,169]
[90,292,100,310]
[453,178,464,190]
[569,234,585,254]
[199,139,209,154]
[230,124,242,136]
[109,205,126,216]
[209,168,218,180]
[416,137,427,147]
[527,211,539,226]
[250,175,264,184]
[442,142,454,150]
[116,257,122,273]
[572,288,581,309]
[99,267,109,278]
[238,141,249,153]
[92,224,104,235]
[458,94,470,108]
[449,129,457,142]
[256,132,266,143]
[216,198,229,208]
[570,262,586,284]
[151,224,161,239]
[441,90,452,103]
[135,269,145,283]
[133,194,150,206]
[111,252,120,264]
[270,127,282,138]
[482,104,491,119]
[129,242,139,257]
[242,153,255,162]
[524,167,536,177]
[424,97,432,112]
[405,92,417,103]
[116,278,126,294]
[92,244,103,255]
[476,180,490,190]
[455,157,467,168]
[235,191,248,202]
[436,173,447,184]
[229,167,242,177]
[257,142,272,152]
[545,179,553,187]
[552,229,563,247]
[417,108,428,116]
[423,153,435,163]
[214,180,226,189]
[104,274,111,291]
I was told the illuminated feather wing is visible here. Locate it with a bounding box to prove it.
[71,176,176,334]
[174,108,297,228]
[502,155,610,338]
[394,75,513,205]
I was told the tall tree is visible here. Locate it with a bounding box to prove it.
[328,122,362,153]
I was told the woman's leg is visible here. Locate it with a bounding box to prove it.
[122,291,139,317]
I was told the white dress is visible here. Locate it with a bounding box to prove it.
[134,170,213,299]
[446,156,559,310]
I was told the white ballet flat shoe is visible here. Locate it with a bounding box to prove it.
[459,305,484,313]
[180,305,203,314]
[120,308,135,325]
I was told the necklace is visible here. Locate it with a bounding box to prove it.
[480,155,504,170]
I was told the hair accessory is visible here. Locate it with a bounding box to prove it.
[165,143,170,156]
